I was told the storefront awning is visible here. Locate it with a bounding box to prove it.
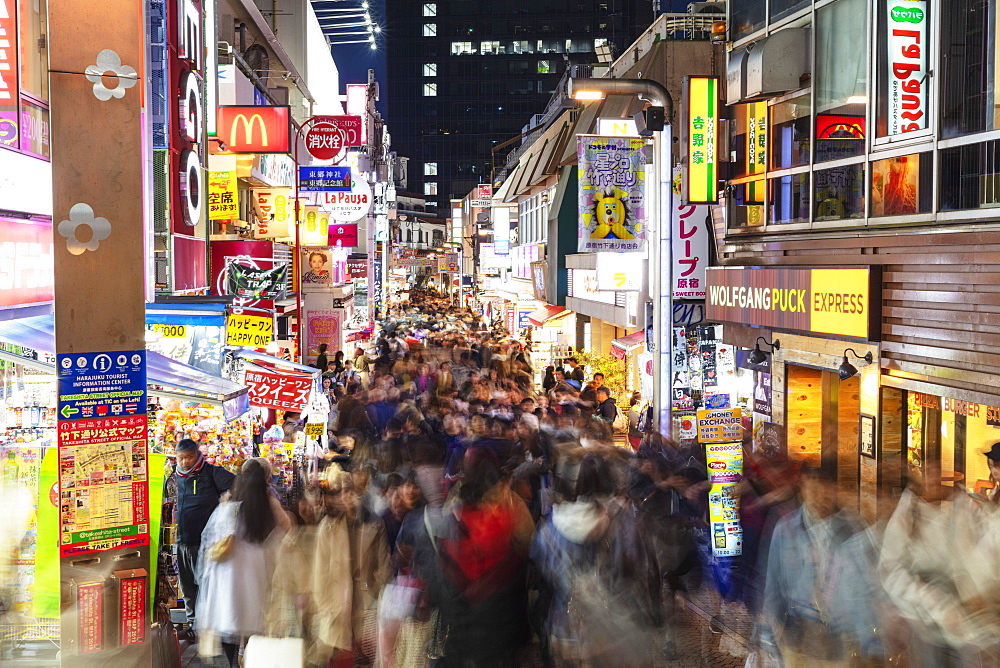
[228,347,321,376]
[0,315,250,420]
[527,305,571,327]
[145,302,228,326]
[610,331,646,360]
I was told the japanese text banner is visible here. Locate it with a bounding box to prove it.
[577,136,647,253]
[243,368,312,412]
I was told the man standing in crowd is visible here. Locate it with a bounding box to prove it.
[173,438,236,638]
[566,357,586,384]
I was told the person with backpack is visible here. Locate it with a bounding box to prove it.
[595,387,619,424]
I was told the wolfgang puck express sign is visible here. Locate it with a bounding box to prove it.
[705,267,879,340]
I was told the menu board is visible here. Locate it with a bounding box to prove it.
[705,441,743,557]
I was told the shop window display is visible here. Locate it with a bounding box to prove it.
[671,324,752,444]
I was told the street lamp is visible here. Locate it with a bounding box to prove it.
[568,77,674,123]
[569,75,673,438]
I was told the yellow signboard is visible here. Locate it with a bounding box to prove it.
[300,206,330,246]
[684,76,719,204]
[304,422,324,436]
[150,324,187,339]
[746,102,767,177]
[226,313,274,347]
[207,171,238,220]
[809,268,871,340]
[697,408,742,444]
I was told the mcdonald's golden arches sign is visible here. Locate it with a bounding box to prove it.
[217,105,291,154]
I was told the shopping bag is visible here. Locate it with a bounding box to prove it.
[244,635,305,668]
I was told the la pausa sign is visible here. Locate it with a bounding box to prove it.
[705,266,879,340]
[886,0,927,135]
[317,177,372,223]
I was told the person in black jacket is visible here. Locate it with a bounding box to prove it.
[596,387,619,423]
[173,438,235,633]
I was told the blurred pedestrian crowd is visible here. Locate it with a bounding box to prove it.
[176,289,1000,668]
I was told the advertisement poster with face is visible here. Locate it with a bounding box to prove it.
[302,249,333,290]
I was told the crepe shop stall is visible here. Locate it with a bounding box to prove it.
[226,348,324,493]
[145,303,263,472]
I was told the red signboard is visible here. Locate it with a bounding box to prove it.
[119,576,147,646]
[210,239,276,310]
[328,223,359,248]
[217,106,291,153]
[244,368,312,412]
[305,115,363,161]
[171,234,208,292]
[816,114,866,140]
[0,0,17,112]
[0,218,54,307]
[78,582,104,653]
[477,184,493,200]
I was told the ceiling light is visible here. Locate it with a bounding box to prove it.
[838,348,874,381]
[374,25,381,33]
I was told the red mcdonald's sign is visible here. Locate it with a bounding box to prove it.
[217,105,291,154]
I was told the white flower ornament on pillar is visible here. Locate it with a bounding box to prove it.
[58,203,112,255]
[84,49,138,101]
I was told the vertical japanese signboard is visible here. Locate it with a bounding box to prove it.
[207,171,238,220]
[577,136,648,253]
[671,198,710,299]
[884,0,928,136]
[746,102,767,177]
[683,77,719,204]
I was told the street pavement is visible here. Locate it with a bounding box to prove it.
[181,592,753,667]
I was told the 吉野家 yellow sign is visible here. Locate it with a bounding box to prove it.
[684,76,719,205]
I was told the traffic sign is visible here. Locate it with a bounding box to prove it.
[305,115,364,162]
[299,165,351,192]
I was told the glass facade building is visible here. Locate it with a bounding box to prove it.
[386,0,650,211]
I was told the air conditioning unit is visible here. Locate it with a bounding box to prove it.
[688,2,725,13]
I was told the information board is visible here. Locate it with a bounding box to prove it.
[57,351,149,557]
[57,416,149,556]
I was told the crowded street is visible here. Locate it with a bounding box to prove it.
[4,0,1000,666]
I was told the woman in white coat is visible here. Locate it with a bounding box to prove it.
[197,458,290,667]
